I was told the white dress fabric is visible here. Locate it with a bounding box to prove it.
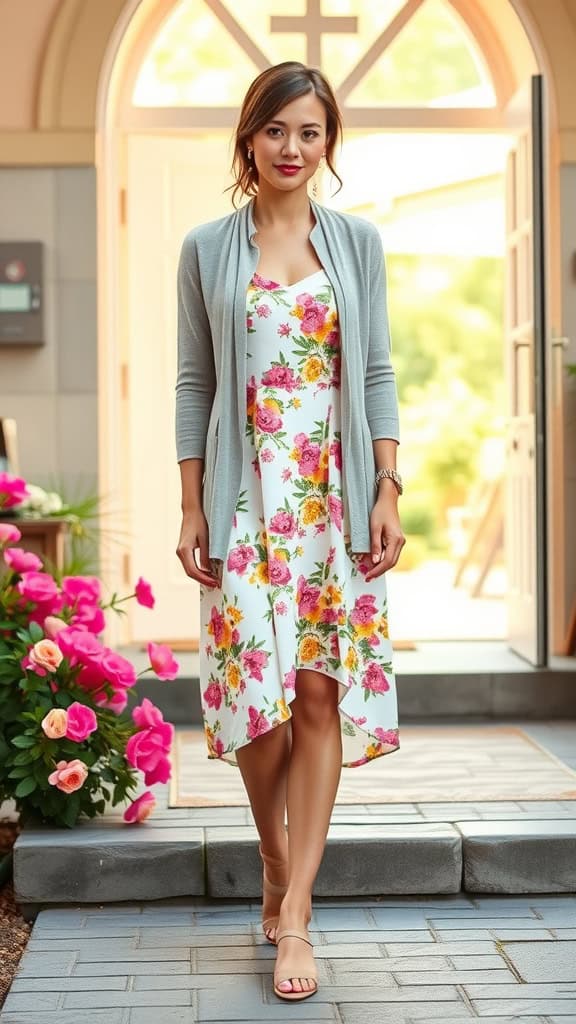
[199,269,400,767]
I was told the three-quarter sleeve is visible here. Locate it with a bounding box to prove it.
[175,231,217,461]
[364,228,400,443]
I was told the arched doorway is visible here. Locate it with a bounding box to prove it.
[96,0,556,664]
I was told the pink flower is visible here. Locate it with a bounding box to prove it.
[125,724,173,786]
[47,758,89,793]
[41,708,68,739]
[208,606,228,647]
[253,273,280,291]
[135,577,155,609]
[296,575,321,616]
[296,440,321,477]
[94,689,128,715]
[246,705,270,740]
[148,642,179,680]
[268,555,291,586]
[4,547,43,573]
[123,791,156,824]
[246,315,253,329]
[298,299,328,335]
[255,303,271,318]
[131,696,169,731]
[227,544,255,576]
[350,594,378,627]
[76,660,107,691]
[203,680,223,710]
[70,602,106,634]
[261,365,299,390]
[275,601,288,615]
[62,575,101,606]
[43,615,68,639]
[362,662,390,694]
[241,648,268,682]
[328,494,343,531]
[0,472,29,509]
[277,323,291,337]
[374,727,398,745]
[260,448,274,462]
[56,627,105,665]
[16,571,59,605]
[65,702,98,742]
[255,403,283,434]
[0,522,21,544]
[29,638,63,672]
[100,649,137,690]
[284,666,297,690]
[269,511,297,538]
[20,651,46,677]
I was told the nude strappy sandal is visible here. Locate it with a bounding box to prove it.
[273,929,318,1001]
[259,843,289,944]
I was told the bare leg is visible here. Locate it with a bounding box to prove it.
[236,720,291,941]
[275,669,342,995]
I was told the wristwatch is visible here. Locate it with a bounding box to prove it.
[374,467,403,495]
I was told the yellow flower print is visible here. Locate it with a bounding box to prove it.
[250,561,269,585]
[295,545,304,557]
[353,618,377,639]
[290,397,302,409]
[291,303,305,319]
[365,742,382,759]
[323,583,343,607]
[302,356,323,382]
[226,661,241,690]
[263,398,282,416]
[377,614,389,639]
[289,447,301,463]
[344,647,358,672]
[316,311,337,343]
[204,723,219,756]
[276,697,291,721]
[273,548,288,562]
[299,634,322,661]
[228,606,243,625]
[302,497,325,524]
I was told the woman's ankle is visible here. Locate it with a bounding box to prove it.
[279,892,312,925]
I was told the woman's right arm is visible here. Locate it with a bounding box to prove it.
[175,231,219,588]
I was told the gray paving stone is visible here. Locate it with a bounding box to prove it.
[14,826,205,903]
[0,1013,124,1024]
[205,824,462,897]
[428,916,547,930]
[198,981,335,1019]
[464,983,576,997]
[320,929,435,943]
[10,976,128,992]
[62,990,192,1007]
[132,973,262,989]
[383,941,507,956]
[128,1013,198,1024]
[460,820,576,893]
[393,970,514,984]
[75,946,192,961]
[72,959,191,975]
[2,994,61,1012]
[434,929,556,941]
[338,1004,471,1021]
[471,999,576,1015]
[15,951,76,977]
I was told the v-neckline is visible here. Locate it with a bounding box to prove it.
[253,268,327,291]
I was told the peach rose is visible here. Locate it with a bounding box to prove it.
[41,708,68,739]
[47,758,88,793]
[29,638,63,672]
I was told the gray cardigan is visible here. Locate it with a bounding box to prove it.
[176,197,400,561]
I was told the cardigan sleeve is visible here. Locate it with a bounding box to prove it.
[364,228,400,443]
[175,230,217,462]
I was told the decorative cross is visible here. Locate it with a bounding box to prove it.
[270,0,358,67]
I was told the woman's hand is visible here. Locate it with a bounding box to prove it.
[364,491,406,581]
[176,509,220,588]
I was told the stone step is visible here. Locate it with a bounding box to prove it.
[130,670,576,726]
[13,816,576,918]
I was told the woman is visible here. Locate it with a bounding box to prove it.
[175,61,405,1003]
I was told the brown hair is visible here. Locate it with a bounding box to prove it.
[228,62,343,207]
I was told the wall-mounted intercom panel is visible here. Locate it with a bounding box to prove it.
[0,242,44,345]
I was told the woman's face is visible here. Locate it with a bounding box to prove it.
[249,91,327,195]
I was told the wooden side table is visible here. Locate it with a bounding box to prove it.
[0,517,70,572]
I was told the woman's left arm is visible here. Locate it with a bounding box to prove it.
[364,228,405,580]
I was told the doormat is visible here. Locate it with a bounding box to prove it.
[169,724,576,806]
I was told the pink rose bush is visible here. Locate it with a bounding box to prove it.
[0,500,180,829]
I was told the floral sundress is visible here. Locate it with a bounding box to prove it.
[199,268,400,768]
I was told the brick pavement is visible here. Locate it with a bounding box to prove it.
[1,895,575,1022]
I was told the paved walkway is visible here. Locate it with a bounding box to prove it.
[1,894,575,1022]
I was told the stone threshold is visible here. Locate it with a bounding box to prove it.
[13,806,576,918]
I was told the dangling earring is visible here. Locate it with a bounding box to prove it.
[312,178,318,198]
[247,146,253,161]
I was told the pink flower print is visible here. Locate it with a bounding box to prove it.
[351,715,368,726]
[256,303,271,318]
[301,300,329,335]
[296,440,321,478]
[246,316,253,329]
[275,600,288,615]
[327,546,336,565]
[296,575,321,616]
[253,273,280,290]
[247,705,271,740]
[209,606,228,646]
[284,666,296,690]
[329,632,339,658]
[374,727,398,745]
[329,439,342,469]
[231,702,238,714]
[367,633,381,648]
[277,323,291,337]
[213,735,225,757]
[328,494,343,531]
[242,648,268,681]
[255,402,283,434]
[321,607,339,624]
[203,680,223,710]
[281,468,292,482]
[227,543,256,576]
[350,594,378,627]
[326,328,340,348]
[269,510,297,538]
[231,628,240,645]
[362,662,390,694]
[262,365,299,390]
[260,448,274,463]
[269,555,292,586]
[247,375,257,407]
